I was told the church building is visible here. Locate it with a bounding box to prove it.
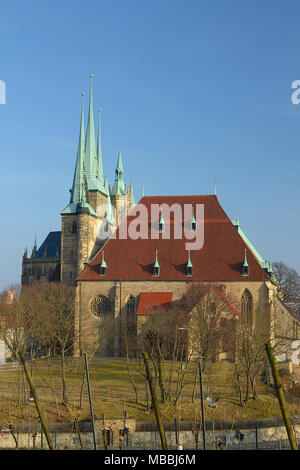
[21,78,300,360]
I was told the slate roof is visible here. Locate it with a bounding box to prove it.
[77,195,270,282]
[35,231,61,258]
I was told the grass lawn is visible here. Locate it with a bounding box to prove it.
[0,358,298,427]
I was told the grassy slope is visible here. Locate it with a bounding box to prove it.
[0,359,297,426]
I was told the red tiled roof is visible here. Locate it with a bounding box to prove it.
[136,292,173,315]
[77,195,269,282]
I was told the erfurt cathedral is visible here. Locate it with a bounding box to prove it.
[21,77,299,359]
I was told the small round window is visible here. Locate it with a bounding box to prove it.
[90,295,112,317]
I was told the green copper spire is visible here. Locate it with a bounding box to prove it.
[61,94,97,217]
[111,150,125,195]
[129,183,135,208]
[85,75,97,179]
[71,93,86,204]
[85,75,103,192]
[97,108,106,192]
[104,175,109,194]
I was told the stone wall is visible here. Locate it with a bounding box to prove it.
[0,418,299,449]
[76,279,288,357]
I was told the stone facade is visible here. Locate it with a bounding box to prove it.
[74,278,298,358]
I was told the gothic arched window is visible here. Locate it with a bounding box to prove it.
[241,289,253,325]
[127,295,136,336]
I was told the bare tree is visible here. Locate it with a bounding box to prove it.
[37,282,76,404]
[273,262,300,309]
[182,283,237,372]
[226,295,294,404]
[16,281,76,404]
[137,304,191,404]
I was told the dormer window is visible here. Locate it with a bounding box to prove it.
[186,266,193,276]
[242,264,249,276]
[191,208,196,232]
[242,249,249,277]
[158,212,165,233]
[186,250,193,276]
[153,266,160,276]
[100,266,107,276]
[100,251,107,276]
[153,250,160,276]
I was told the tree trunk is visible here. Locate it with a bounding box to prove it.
[125,343,139,404]
[191,366,198,403]
[265,343,298,450]
[61,350,68,404]
[17,352,54,450]
[142,351,168,450]
[251,376,257,400]
[157,356,166,403]
[244,374,250,403]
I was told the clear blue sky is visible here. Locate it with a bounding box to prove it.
[1,0,300,290]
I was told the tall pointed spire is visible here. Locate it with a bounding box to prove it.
[97,108,105,191]
[104,175,109,194]
[111,150,125,195]
[129,183,135,208]
[85,75,103,192]
[70,93,86,205]
[61,93,96,216]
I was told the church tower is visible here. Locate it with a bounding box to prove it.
[22,75,135,288]
[110,151,135,227]
[60,85,103,285]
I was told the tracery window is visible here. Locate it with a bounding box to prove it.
[127,295,136,336]
[90,295,112,318]
[241,289,253,325]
